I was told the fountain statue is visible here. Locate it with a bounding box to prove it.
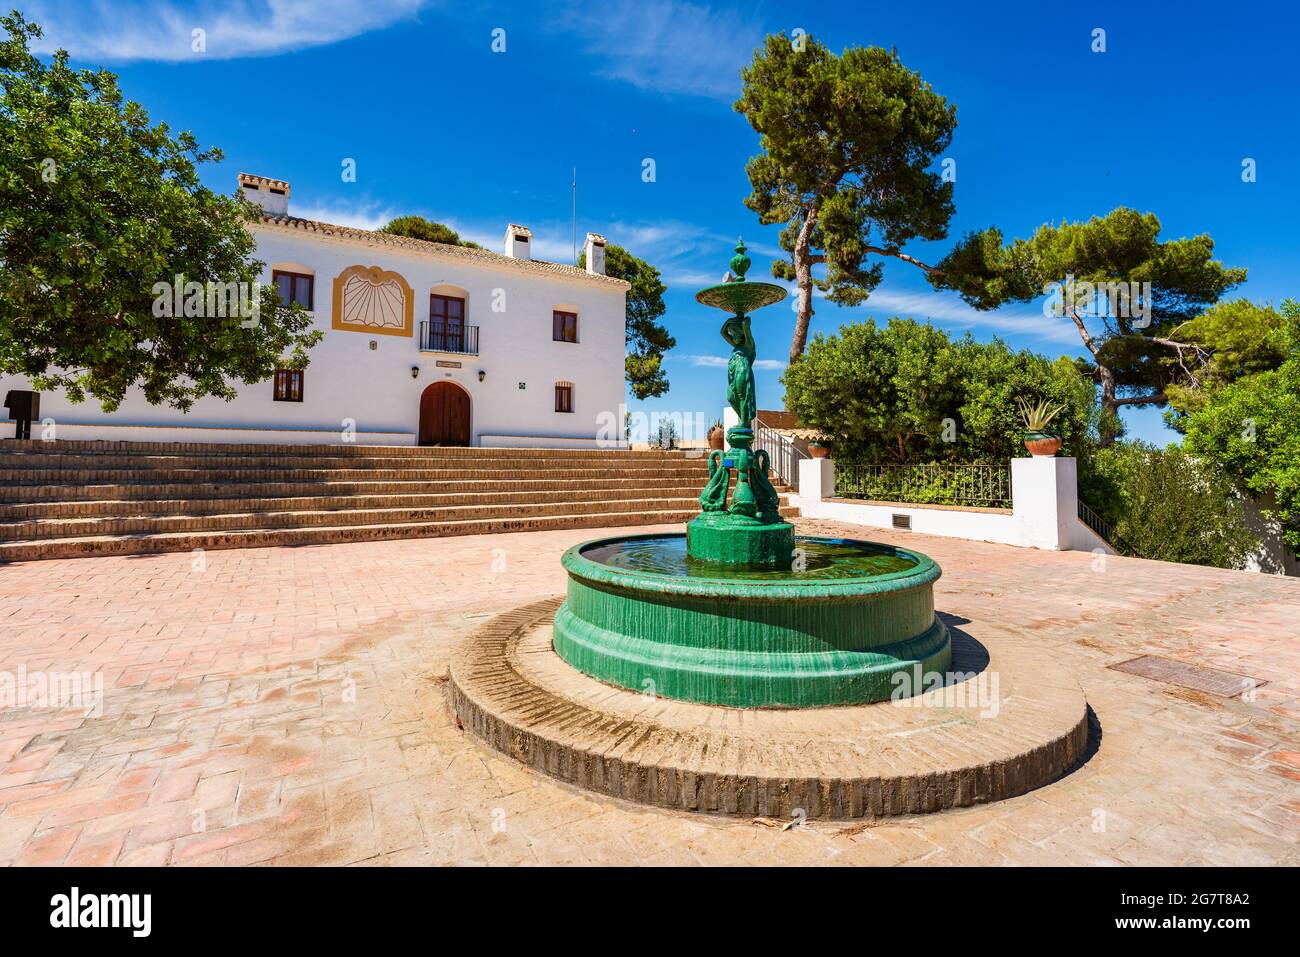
[551,242,952,708]
[689,241,792,565]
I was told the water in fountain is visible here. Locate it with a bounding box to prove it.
[582,535,918,581]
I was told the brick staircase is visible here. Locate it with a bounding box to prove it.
[0,440,798,562]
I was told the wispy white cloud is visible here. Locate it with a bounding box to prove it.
[673,354,786,371]
[584,219,783,288]
[438,212,783,275]
[860,288,1083,347]
[291,199,399,231]
[554,0,765,100]
[24,0,429,62]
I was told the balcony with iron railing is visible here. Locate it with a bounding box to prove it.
[418,320,479,355]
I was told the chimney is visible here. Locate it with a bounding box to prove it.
[583,232,607,276]
[238,172,290,216]
[504,224,532,260]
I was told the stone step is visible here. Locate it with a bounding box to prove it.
[0,439,699,459]
[0,475,774,504]
[0,475,717,504]
[0,484,746,519]
[0,450,709,471]
[0,505,799,562]
[0,497,804,541]
[0,463,715,486]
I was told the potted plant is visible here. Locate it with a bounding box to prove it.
[808,438,831,459]
[1017,397,1065,457]
[707,420,725,450]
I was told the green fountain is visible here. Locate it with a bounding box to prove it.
[552,241,952,708]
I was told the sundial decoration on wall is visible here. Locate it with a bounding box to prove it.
[331,265,415,337]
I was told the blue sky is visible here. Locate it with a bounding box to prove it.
[22,0,1300,443]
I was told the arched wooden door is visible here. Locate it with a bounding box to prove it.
[418,381,471,446]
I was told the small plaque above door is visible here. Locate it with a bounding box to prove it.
[435,360,462,369]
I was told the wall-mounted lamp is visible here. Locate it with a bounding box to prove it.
[477,369,486,382]
[410,365,420,379]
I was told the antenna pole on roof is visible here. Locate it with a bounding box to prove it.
[572,167,577,265]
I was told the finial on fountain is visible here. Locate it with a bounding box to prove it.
[729,238,751,282]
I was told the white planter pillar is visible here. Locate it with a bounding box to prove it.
[799,457,836,506]
[1012,456,1078,550]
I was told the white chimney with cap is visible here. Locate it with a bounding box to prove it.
[504,224,532,260]
[237,173,290,216]
[583,232,607,276]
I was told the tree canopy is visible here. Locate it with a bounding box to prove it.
[1162,298,1290,417]
[735,34,958,364]
[380,215,482,249]
[1084,442,1257,569]
[782,317,1096,463]
[0,12,319,411]
[578,243,675,399]
[931,207,1245,444]
[1172,299,1300,551]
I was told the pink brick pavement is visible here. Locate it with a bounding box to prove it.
[0,518,1297,866]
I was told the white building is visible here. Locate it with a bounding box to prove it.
[1,173,630,447]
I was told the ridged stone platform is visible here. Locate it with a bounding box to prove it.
[448,598,1091,819]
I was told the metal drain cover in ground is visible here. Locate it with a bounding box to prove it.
[448,598,1092,820]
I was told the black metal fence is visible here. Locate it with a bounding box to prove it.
[1078,499,1134,555]
[835,463,1013,509]
[419,321,479,355]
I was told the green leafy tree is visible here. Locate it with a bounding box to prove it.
[782,317,1094,463]
[0,12,320,412]
[579,243,675,399]
[1173,299,1300,551]
[735,35,958,365]
[1085,442,1257,568]
[932,208,1245,445]
[1162,298,1290,419]
[381,215,482,249]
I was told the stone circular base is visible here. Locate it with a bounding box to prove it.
[449,598,1091,820]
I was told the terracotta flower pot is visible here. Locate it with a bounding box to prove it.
[809,444,830,459]
[1023,433,1062,457]
[708,428,725,451]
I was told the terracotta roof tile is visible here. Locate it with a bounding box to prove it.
[255,214,629,288]
[238,172,291,192]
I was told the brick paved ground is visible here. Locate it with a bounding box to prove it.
[0,519,1296,866]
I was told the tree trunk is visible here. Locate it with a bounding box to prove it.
[788,208,817,367]
[1098,362,1119,448]
[1062,306,1120,447]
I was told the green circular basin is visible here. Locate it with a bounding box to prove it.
[552,534,952,708]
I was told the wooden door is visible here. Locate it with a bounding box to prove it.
[430,294,465,352]
[418,381,470,446]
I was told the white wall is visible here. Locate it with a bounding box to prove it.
[14,422,413,446]
[1241,492,1300,576]
[0,223,629,447]
[798,456,1116,554]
